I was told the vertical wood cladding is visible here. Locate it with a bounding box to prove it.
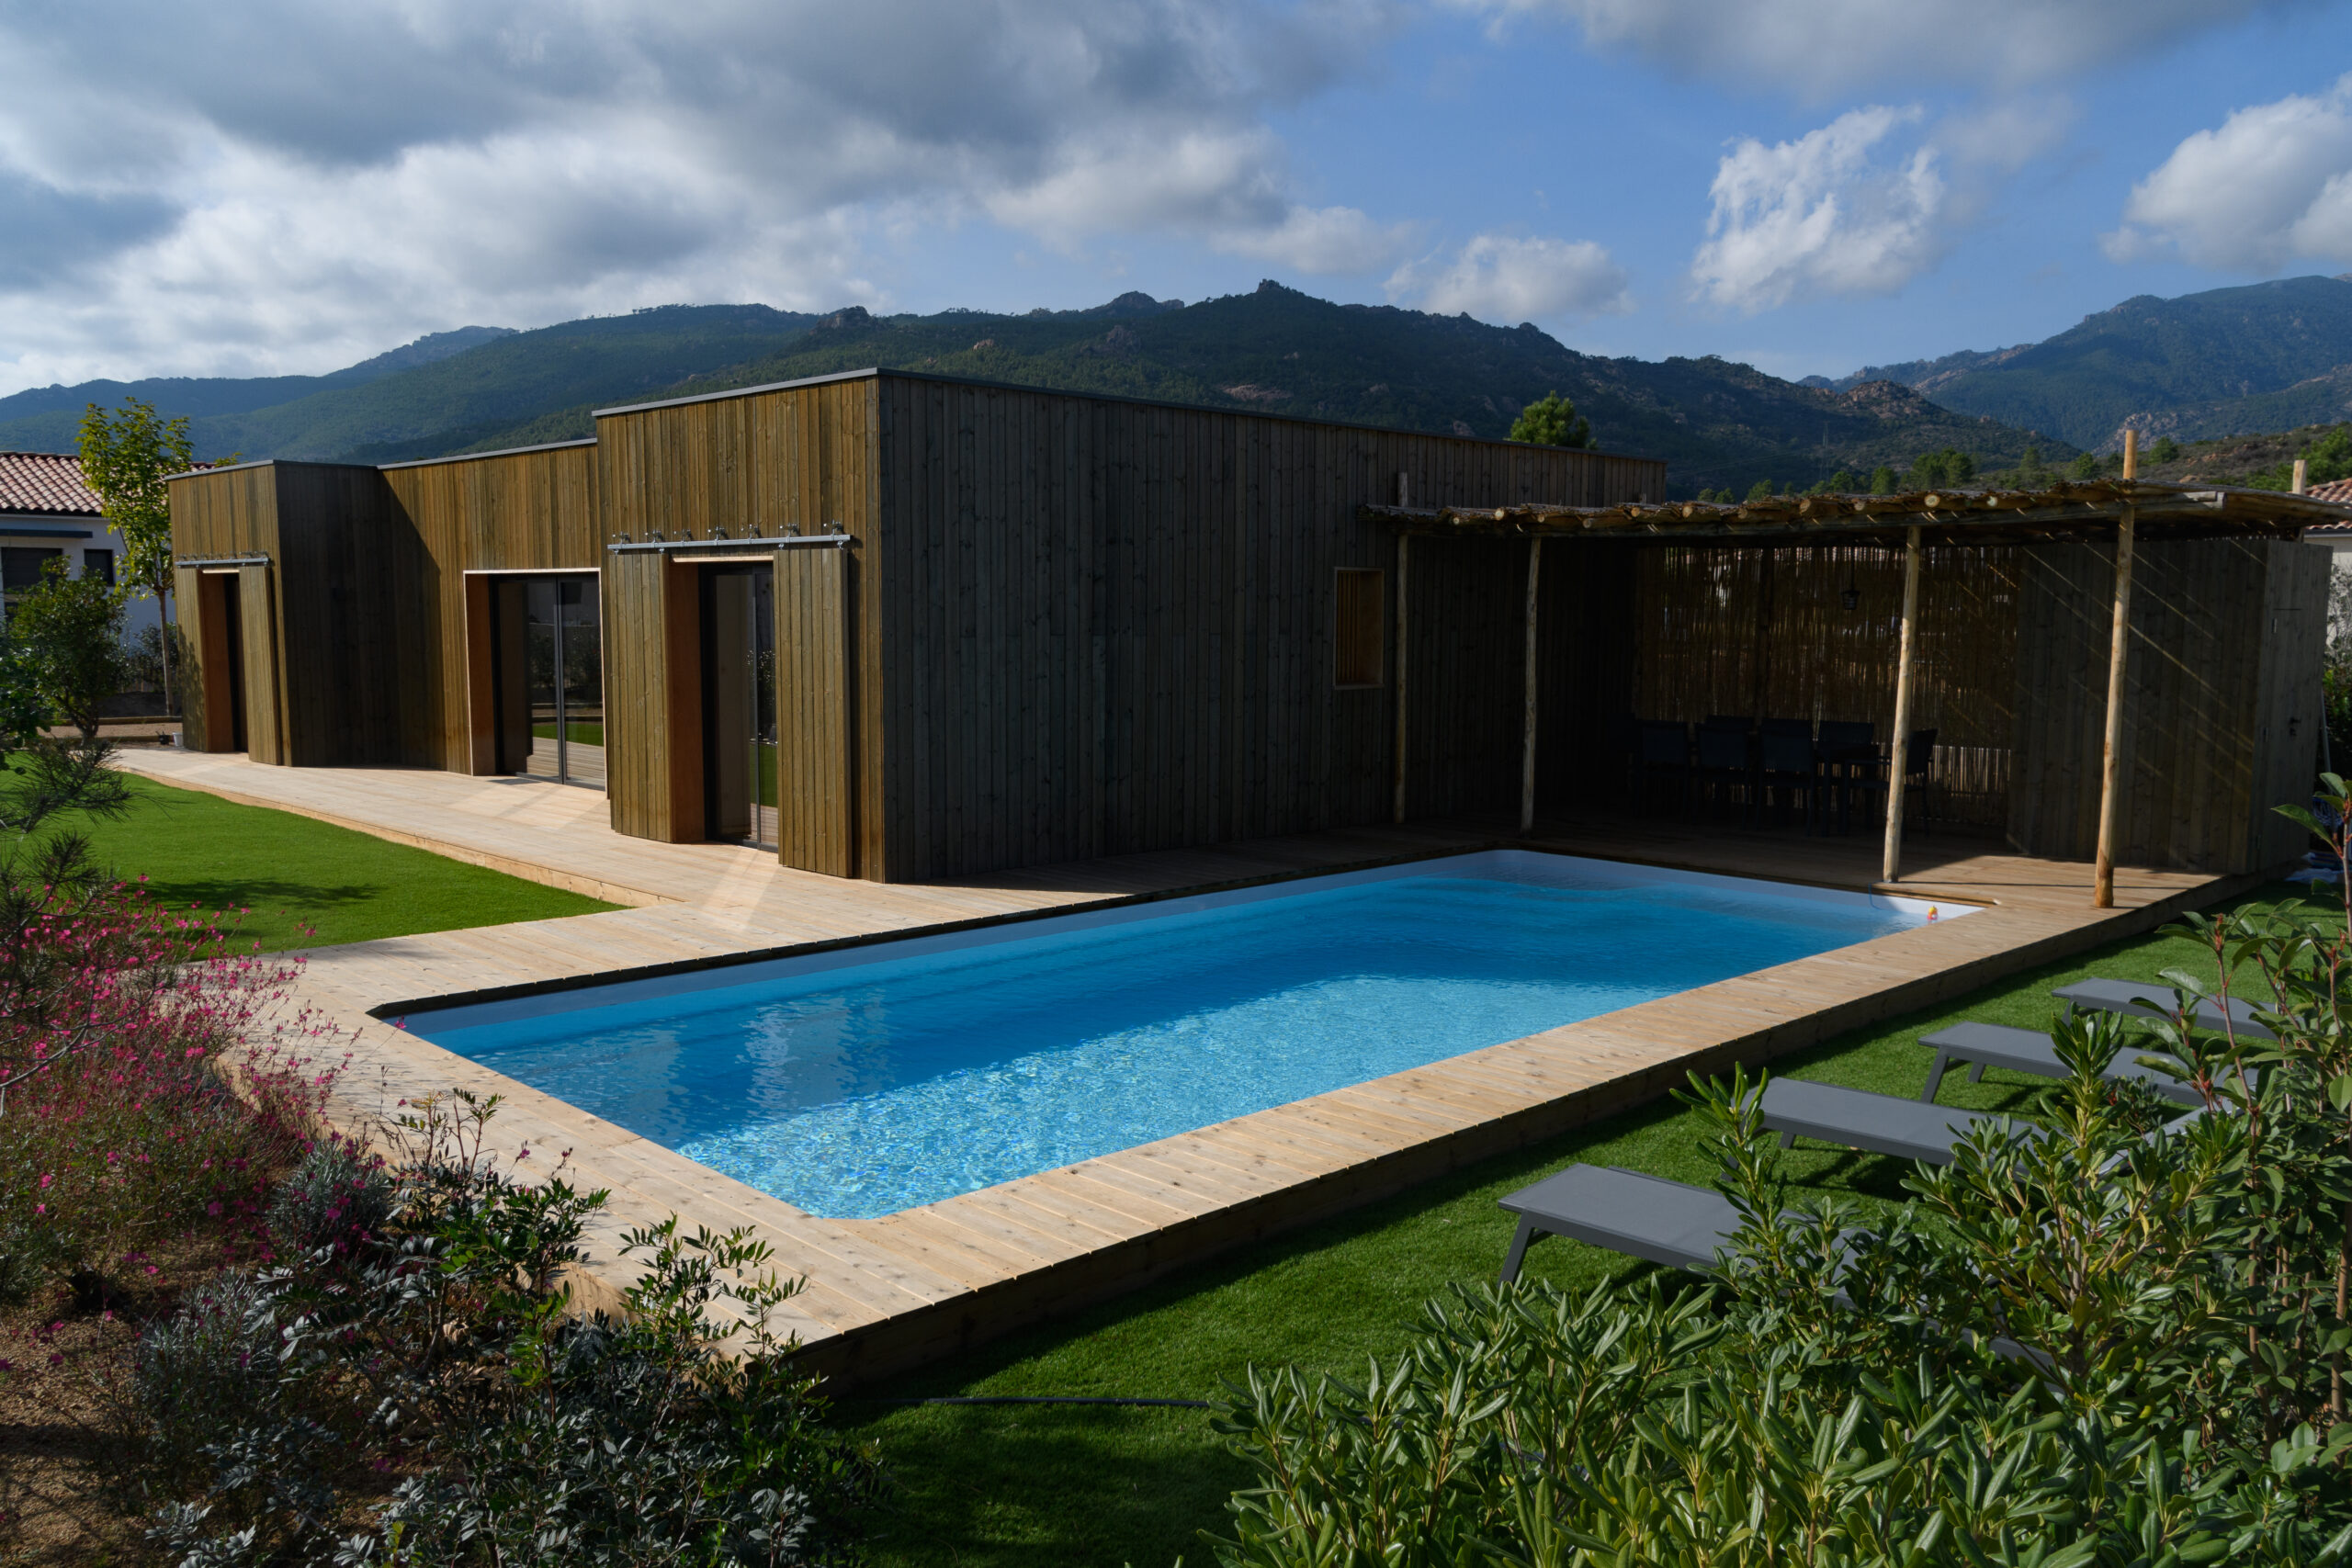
[379,443,602,772]
[594,377,877,860]
[2009,537,2327,874]
[868,377,1663,881]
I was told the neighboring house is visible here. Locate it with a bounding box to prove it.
[0,450,161,637]
[2308,479,2352,643]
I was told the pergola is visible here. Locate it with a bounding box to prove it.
[1364,455,2352,907]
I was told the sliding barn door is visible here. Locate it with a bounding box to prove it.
[772,545,853,876]
[237,561,287,764]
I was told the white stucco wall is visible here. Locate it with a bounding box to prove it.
[1,513,165,637]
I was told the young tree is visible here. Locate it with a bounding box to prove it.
[1508,391,1595,449]
[1867,464,1898,493]
[11,558,131,739]
[2307,425,2352,486]
[76,399,193,716]
[2070,451,2102,479]
[1745,478,1775,502]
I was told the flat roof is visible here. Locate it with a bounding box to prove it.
[592,365,1664,466]
[377,437,598,472]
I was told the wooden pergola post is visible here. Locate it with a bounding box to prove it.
[1521,536,1543,833]
[2094,430,2140,908]
[1392,532,1409,825]
[1882,525,1923,884]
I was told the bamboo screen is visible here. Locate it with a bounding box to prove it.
[1633,544,2021,829]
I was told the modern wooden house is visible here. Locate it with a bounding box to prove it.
[165,370,1659,881]
[165,368,2342,885]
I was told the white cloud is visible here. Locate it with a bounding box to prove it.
[1451,0,2288,93]
[1932,97,2076,174]
[0,0,1410,390]
[1387,234,1631,322]
[1690,107,1947,314]
[1214,206,1414,274]
[2105,73,2352,270]
[980,128,1411,271]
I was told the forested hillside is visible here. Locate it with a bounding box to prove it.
[1823,274,2352,452]
[393,282,2066,496]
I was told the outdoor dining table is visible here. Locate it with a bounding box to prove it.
[1818,742,1882,836]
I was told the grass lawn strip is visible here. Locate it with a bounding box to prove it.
[76,774,619,951]
[845,882,2311,1568]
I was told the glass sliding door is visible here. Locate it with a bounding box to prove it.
[702,564,776,850]
[492,572,603,789]
[557,577,605,786]
[748,568,776,850]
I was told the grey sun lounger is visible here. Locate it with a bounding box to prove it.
[1498,1164,1743,1281]
[1498,1163,1871,1292]
[1758,1077,2018,1166]
[2052,979,2275,1042]
[1919,1021,2203,1108]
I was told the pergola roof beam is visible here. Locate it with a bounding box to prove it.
[1360,479,2348,548]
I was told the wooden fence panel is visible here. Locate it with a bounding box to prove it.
[2009,537,2315,873]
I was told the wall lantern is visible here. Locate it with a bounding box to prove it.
[1840,580,1860,613]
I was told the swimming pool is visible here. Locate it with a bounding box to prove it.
[406,852,1957,1218]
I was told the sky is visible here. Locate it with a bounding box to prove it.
[4,0,2352,398]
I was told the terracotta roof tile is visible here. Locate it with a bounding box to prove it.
[2310,477,2352,504]
[0,451,103,517]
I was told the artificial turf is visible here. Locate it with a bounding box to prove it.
[842,880,2316,1568]
[65,773,620,950]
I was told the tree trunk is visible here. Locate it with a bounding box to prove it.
[157,581,175,717]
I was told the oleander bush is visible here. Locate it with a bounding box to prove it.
[1204,785,2352,1567]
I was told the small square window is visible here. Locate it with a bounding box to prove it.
[2,547,62,592]
[1334,567,1385,689]
[84,547,115,586]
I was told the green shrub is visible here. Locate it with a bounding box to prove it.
[7,556,130,739]
[132,1272,288,1472]
[141,1093,883,1566]
[267,1142,393,1258]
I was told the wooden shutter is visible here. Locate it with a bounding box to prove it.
[1334,567,1385,689]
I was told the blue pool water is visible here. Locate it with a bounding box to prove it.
[411,856,1931,1218]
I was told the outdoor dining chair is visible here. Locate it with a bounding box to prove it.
[1695,716,1754,818]
[1757,722,1818,830]
[1637,720,1692,814]
[1815,719,1876,834]
[1848,728,1938,837]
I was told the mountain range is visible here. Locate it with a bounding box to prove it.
[0,285,2069,498]
[15,272,2352,492]
[1817,274,2352,453]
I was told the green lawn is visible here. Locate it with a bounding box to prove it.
[842,881,2315,1568]
[71,774,620,950]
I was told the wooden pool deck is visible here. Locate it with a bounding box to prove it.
[119,750,2266,1383]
